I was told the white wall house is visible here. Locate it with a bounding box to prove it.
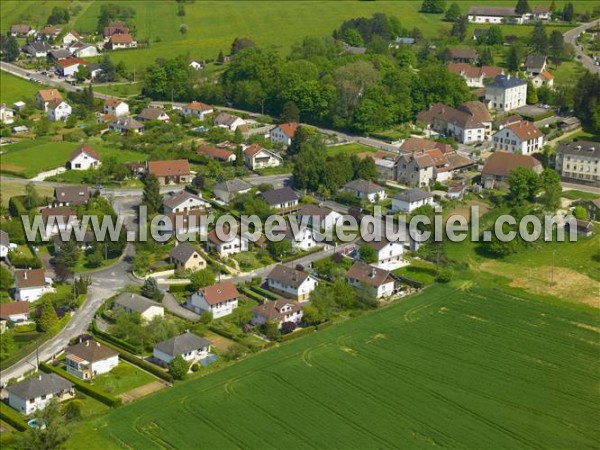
[206,231,248,257]
[69,145,100,170]
[342,179,387,203]
[284,226,318,251]
[391,189,435,213]
[243,145,283,170]
[7,373,74,415]
[251,300,303,328]
[187,281,239,319]
[0,230,11,258]
[65,340,119,380]
[153,332,212,366]
[214,112,246,131]
[114,293,165,322]
[270,123,299,146]
[346,262,396,299]
[265,265,318,301]
[0,104,15,124]
[485,75,527,112]
[40,207,78,239]
[297,205,342,231]
[259,187,300,210]
[47,100,72,122]
[363,240,405,265]
[182,101,213,120]
[162,191,207,214]
[492,121,544,155]
[467,6,524,24]
[14,269,53,302]
[104,98,129,117]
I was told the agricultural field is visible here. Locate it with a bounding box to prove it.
[0,72,40,106]
[68,277,600,449]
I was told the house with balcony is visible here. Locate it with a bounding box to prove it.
[187,281,239,318]
[65,340,119,380]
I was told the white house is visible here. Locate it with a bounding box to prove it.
[187,281,239,319]
[109,33,137,49]
[108,116,144,134]
[104,98,129,117]
[153,332,212,366]
[162,190,207,214]
[270,122,299,146]
[213,178,252,204]
[0,103,15,124]
[62,31,82,46]
[524,54,547,76]
[391,189,435,213]
[46,100,72,122]
[40,207,78,239]
[259,187,300,210]
[14,269,53,302]
[23,41,51,58]
[467,6,524,24]
[346,261,397,299]
[265,265,318,301]
[206,230,248,257]
[56,57,87,77]
[0,301,30,327]
[136,107,170,123]
[447,64,504,88]
[361,239,404,265]
[282,224,318,251]
[35,89,62,111]
[182,101,213,120]
[297,205,342,231]
[492,121,544,155]
[65,340,119,380]
[251,300,303,328]
[69,144,100,170]
[7,373,74,415]
[189,60,203,70]
[243,144,283,170]
[342,179,387,203]
[73,44,99,58]
[485,75,528,112]
[114,293,164,322]
[214,112,246,131]
[531,71,554,89]
[0,230,12,259]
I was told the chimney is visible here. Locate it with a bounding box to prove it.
[38,375,42,381]
[96,342,100,347]
[23,271,27,280]
[370,267,377,278]
[85,341,90,346]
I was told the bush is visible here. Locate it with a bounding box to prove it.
[63,399,83,419]
[8,196,27,217]
[14,323,36,333]
[39,362,122,407]
[249,285,277,300]
[0,403,27,431]
[280,321,296,335]
[280,326,315,342]
[223,343,246,361]
[190,363,199,372]
[168,355,190,380]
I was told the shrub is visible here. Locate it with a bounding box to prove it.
[280,321,296,335]
[8,196,27,217]
[168,355,190,380]
[0,404,27,431]
[191,363,199,372]
[223,343,246,361]
[63,399,83,419]
[280,326,315,342]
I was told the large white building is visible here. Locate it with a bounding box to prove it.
[492,121,544,155]
[7,373,74,415]
[467,6,525,24]
[555,140,600,184]
[69,144,100,170]
[46,100,72,122]
[187,281,239,319]
[485,75,527,112]
[270,123,299,145]
[206,230,248,257]
[391,189,435,213]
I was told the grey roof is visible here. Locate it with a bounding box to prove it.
[163,190,202,209]
[87,63,102,72]
[110,116,144,130]
[137,107,169,121]
[395,37,415,45]
[54,185,90,205]
[215,112,242,127]
[114,292,163,314]
[343,179,384,194]
[259,187,299,206]
[49,48,71,59]
[556,140,600,158]
[343,44,366,54]
[267,264,310,288]
[525,54,547,69]
[467,6,518,17]
[489,74,527,89]
[7,373,73,400]
[168,242,199,263]
[394,188,433,203]
[25,41,51,52]
[213,178,252,193]
[0,230,9,247]
[154,332,211,357]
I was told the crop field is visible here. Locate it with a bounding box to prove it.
[68,279,600,449]
[0,73,40,106]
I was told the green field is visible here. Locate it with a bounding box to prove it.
[0,72,40,106]
[68,278,599,449]
[93,82,144,98]
[327,143,377,156]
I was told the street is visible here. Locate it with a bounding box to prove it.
[563,20,600,75]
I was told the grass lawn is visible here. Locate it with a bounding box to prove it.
[327,143,377,156]
[231,252,272,271]
[88,362,157,396]
[393,259,438,286]
[549,60,588,86]
[0,181,53,206]
[564,129,600,142]
[93,82,144,98]
[67,274,600,449]
[0,72,41,105]
[561,189,600,201]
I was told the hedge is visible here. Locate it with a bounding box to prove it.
[89,323,139,354]
[208,325,237,341]
[0,403,27,431]
[280,326,315,342]
[169,284,191,294]
[14,323,36,333]
[248,285,277,300]
[238,287,265,304]
[90,336,174,383]
[39,362,122,407]
[8,196,27,218]
[316,321,333,331]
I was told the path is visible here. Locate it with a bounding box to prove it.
[161,291,200,321]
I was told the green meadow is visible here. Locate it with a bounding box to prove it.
[0,72,40,106]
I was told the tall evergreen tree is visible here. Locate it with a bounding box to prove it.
[38,299,59,332]
[281,101,300,123]
[530,22,548,54]
[444,2,461,21]
[515,0,531,15]
[450,15,468,42]
[479,47,494,66]
[507,46,522,72]
[142,174,163,214]
[562,2,575,21]
[3,36,20,62]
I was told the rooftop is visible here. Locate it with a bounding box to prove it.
[266,265,311,289]
[154,332,211,357]
[7,373,73,400]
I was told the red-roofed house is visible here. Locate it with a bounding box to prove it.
[104,98,129,117]
[197,145,236,162]
[109,33,137,50]
[182,101,213,120]
[532,71,554,89]
[270,122,299,145]
[56,58,88,77]
[492,121,544,155]
[417,101,492,144]
[147,160,191,185]
[447,63,504,88]
[187,281,240,318]
[35,89,62,111]
[69,144,100,170]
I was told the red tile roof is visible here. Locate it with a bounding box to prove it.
[70,143,99,161]
[37,89,62,102]
[14,269,46,289]
[275,122,299,138]
[147,160,190,177]
[57,57,88,68]
[0,301,30,319]
[482,151,541,178]
[185,101,212,112]
[110,33,134,44]
[243,144,264,157]
[104,97,125,108]
[198,281,240,305]
[505,121,544,141]
[197,146,234,161]
[448,63,503,80]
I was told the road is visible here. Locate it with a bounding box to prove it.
[563,20,600,75]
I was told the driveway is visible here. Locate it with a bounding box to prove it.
[161,291,200,321]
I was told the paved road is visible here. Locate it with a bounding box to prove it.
[243,173,291,189]
[563,20,600,75]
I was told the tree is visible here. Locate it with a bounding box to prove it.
[359,244,378,264]
[421,0,446,13]
[515,0,531,14]
[332,278,357,309]
[287,125,311,156]
[486,26,504,46]
[507,46,522,72]
[507,167,540,205]
[549,0,557,13]
[261,321,281,340]
[66,114,77,128]
[267,238,293,260]
[302,305,321,324]
[189,268,215,290]
[539,168,561,211]
[479,47,494,66]
[75,64,89,82]
[573,72,600,133]
[444,2,461,21]
[572,205,587,220]
[233,127,244,144]
[230,37,256,55]
[35,116,50,137]
[0,330,15,359]
[54,264,73,283]
[356,282,378,309]
[55,240,80,268]
[281,101,300,123]
[549,30,565,63]
[141,277,164,301]
[142,174,162,214]
[63,399,83,419]
[217,50,225,64]
[168,355,190,380]
[47,6,70,24]
[86,246,104,268]
[2,36,20,62]
[526,81,539,105]
[38,298,59,332]
[72,276,92,297]
[179,23,188,35]
[17,398,70,450]
[530,22,548,54]
[24,182,40,209]
[355,156,378,181]
[562,2,575,21]
[0,265,13,291]
[450,15,468,41]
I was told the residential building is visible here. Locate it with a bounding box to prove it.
[169,242,207,272]
[485,75,528,112]
[56,57,87,77]
[65,340,119,380]
[197,145,236,162]
[136,107,170,123]
[481,151,543,189]
[46,99,72,122]
[467,6,524,24]
[0,301,30,328]
[251,300,303,328]
[73,44,99,58]
[147,160,191,185]
[531,71,554,89]
[0,104,15,124]
[524,54,547,75]
[10,24,34,37]
[48,48,72,61]
[14,269,52,302]
[159,210,207,238]
[162,190,207,214]
[53,185,90,206]
[243,144,282,170]
[447,183,467,199]
[265,265,318,301]
[189,60,203,70]
[373,152,397,181]
[109,34,137,49]
[7,373,74,415]
[153,332,212,366]
[391,189,435,213]
[182,101,213,120]
[361,239,404,265]
[447,63,504,88]
[114,293,164,321]
[35,89,62,111]
[187,281,240,318]
[396,152,435,187]
[270,122,299,145]
[565,219,594,237]
[69,143,100,170]
[346,261,397,299]
[447,48,479,64]
[108,116,144,134]
[259,187,300,210]
[40,206,78,238]
[341,179,387,203]
[282,223,318,251]
[104,98,129,117]
[555,140,600,184]
[62,31,81,46]
[416,101,492,144]
[492,121,544,154]
[214,112,246,131]
[297,205,342,231]
[213,178,252,203]
[23,41,51,58]
[392,36,416,47]
[205,230,248,257]
[103,22,129,37]
[0,230,11,259]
